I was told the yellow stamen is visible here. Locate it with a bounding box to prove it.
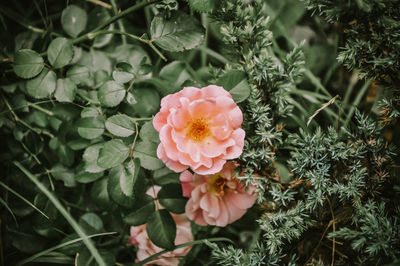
[186,118,210,142]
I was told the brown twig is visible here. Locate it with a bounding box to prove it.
[307,95,340,126]
[326,195,336,266]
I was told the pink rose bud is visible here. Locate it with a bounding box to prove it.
[180,162,257,227]
[153,85,245,175]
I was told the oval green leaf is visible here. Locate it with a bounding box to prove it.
[26,68,56,99]
[150,11,205,52]
[13,49,44,79]
[98,80,126,107]
[216,70,251,103]
[146,209,176,250]
[47,37,74,69]
[61,5,87,38]
[66,65,91,86]
[124,194,155,226]
[97,139,130,169]
[55,78,76,103]
[82,143,106,173]
[133,140,164,170]
[158,184,187,214]
[107,164,135,207]
[139,120,159,143]
[105,114,136,137]
[76,117,104,139]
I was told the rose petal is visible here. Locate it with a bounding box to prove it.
[201,85,232,99]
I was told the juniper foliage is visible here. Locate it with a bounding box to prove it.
[209,0,400,265]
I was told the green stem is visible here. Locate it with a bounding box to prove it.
[13,162,107,266]
[110,0,127,44]
[93,0,161,32]
[201,13,208,67]
[196,46,229,65]
[74,29,167,61]
[134,237,234,266]
[28,102,54,116]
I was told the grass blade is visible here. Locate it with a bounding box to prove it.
[16,232,116,266]
[0,181,49,219]
[13,161,107,266]
[134,237,234,266]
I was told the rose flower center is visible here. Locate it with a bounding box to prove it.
[207,174,227,196]
[186,118,210,142]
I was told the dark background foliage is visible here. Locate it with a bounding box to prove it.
[0,0,399,265]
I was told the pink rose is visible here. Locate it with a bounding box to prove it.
[129,187,193,265]
[153,85,245,175]
[129,214,193,266]
[180,162,257,227]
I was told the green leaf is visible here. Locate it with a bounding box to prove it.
[79,213,104,235]
[133,141,164,170]
[82,143,106,173]
[153,167,180,185]
[158,184,187,214]
[75,164,103,183]
[139,120,159,143]
[81,107,100,118]
[47,37,74,69]
[66,65,91,86]
[61,5,87,38]
[105,114,136,137]
[159,61,191,94]
[51,164,76,187]
[98,81,126,107]
[107,164,135,207]
[88,7,114,48]
[216,70,250,103]
[121,159,140,197]
[188,0,217,12]
[130,87,160,117]
[150,11,205,52]
[13,49,44,79]
[123,194,155,226]
[112,62,134,84]
[55,78,76,103]
[76,117,104,140]
[146,209,176,250]
[52,103,80,122]
[90,178,115,210]
[26,68,56,99]
[97,139,129,168]
[57,142,75,167]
